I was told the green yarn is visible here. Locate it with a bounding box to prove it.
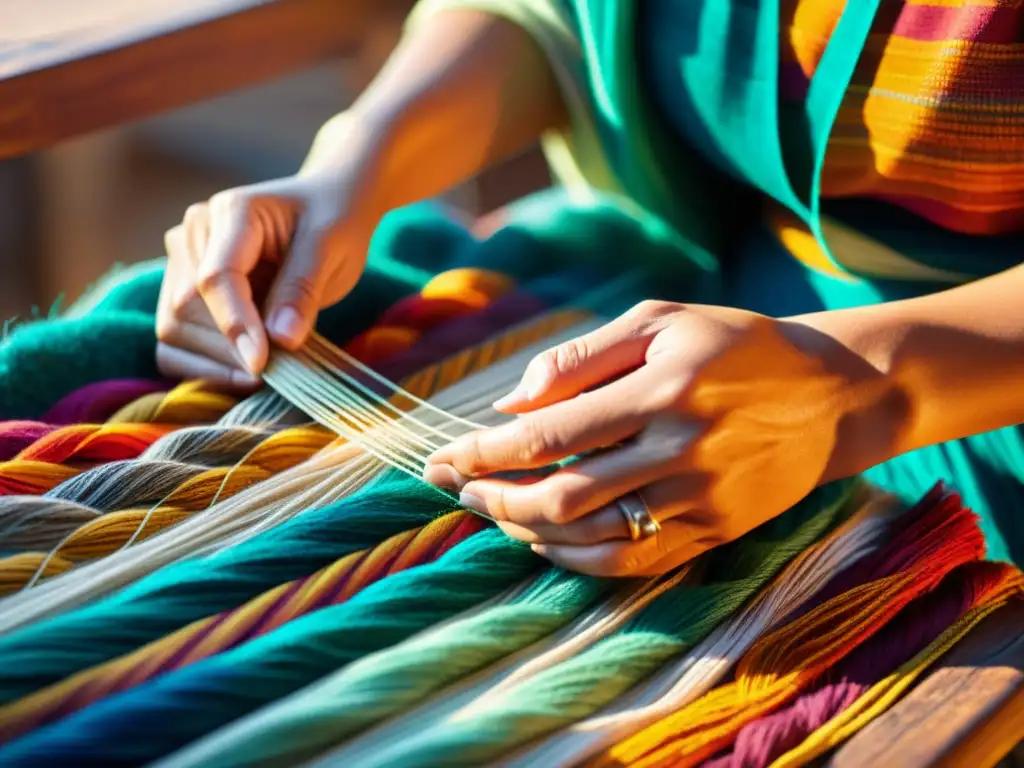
[362,480,856,767]
[0,312,160,420]
[0,529,545,766]
[157,568,609,768]
[0,472,453,703]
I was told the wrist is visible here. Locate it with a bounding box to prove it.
[783,307,916,480]
[299,109,404,222]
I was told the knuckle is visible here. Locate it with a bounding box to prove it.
[550,337,588,374]
[627,299,676,323]
[489,484,510,520]
[170,287,197,314]
[605,551,641,577]
[715,515,747,545]
[279,274,319,308]
[183,203,208,225]
[514,419,559,464]
[155,316,176,344]
[195,263,231,294]
[456,432,487,474]
[545,488,581,525]
[208,189,247,215]
[164,225,183,255]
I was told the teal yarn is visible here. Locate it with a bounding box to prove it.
[362,480,857,767]
[0,312,159,420]
[0,528,545,767]
[159,568,610,768]
[0,472,454,703]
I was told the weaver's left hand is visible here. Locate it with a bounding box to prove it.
[424,300,906,577]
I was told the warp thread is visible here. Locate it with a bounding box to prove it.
[0,270,512,578]
[1,267,515,513]
[606,488,985,768]
[0,304,581,639]
[349,481,857,768]
[0,510,485,741]
[0,472,456,703]
[0,528,545,766]
[709,560,1020,768]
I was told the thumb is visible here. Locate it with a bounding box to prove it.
[494,305,668,412]
[264,218,334,350]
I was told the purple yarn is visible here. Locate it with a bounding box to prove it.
[42,379,171,425]
[0,421,53,460]
[704,563,978,768]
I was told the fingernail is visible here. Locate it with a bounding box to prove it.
[493,366,552,410]
[493,385,528,411]
[268,306,304,345]
[458,491,486,514]
[422,463,469,490]
[234,333,260,374]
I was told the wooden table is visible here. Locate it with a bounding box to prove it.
[0,3,1020,766]
[0,0,380,159]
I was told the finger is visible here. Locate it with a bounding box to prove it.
[452,424,703,525]
[426,364,671,478]
[156,343,263,392]
[158,317,260,376]
[497,505,627,546]
[264,216,332,350]
[534,512,719,577]
[489,470,707,546]
[493,299,680,412]
[421,463,472,491]
[182,203,211,270]
[197,192,269,374]
[160,232,256,375]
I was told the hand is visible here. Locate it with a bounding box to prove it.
[156,119,387,388]
[424,300,907,576]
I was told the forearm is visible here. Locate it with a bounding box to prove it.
[303,9,565,210]
[802,264,1024,461]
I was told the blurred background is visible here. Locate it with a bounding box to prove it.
[0,1,549,321]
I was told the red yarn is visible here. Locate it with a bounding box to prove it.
[15,423,172,465]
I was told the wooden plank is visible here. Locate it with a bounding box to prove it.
[831,601,1024,768]
[0,0,377,159]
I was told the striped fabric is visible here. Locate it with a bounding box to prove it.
[782,0,1024,235]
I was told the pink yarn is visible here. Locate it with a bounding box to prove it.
[0,421,53,461]
[703,562,980,768]
[42,379,170,425]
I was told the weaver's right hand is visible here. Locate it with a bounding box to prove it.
[156,142,388,389]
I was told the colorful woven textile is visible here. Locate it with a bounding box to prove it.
[782,0,1024,236]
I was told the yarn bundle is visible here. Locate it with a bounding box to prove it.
[0,264,1019,768]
